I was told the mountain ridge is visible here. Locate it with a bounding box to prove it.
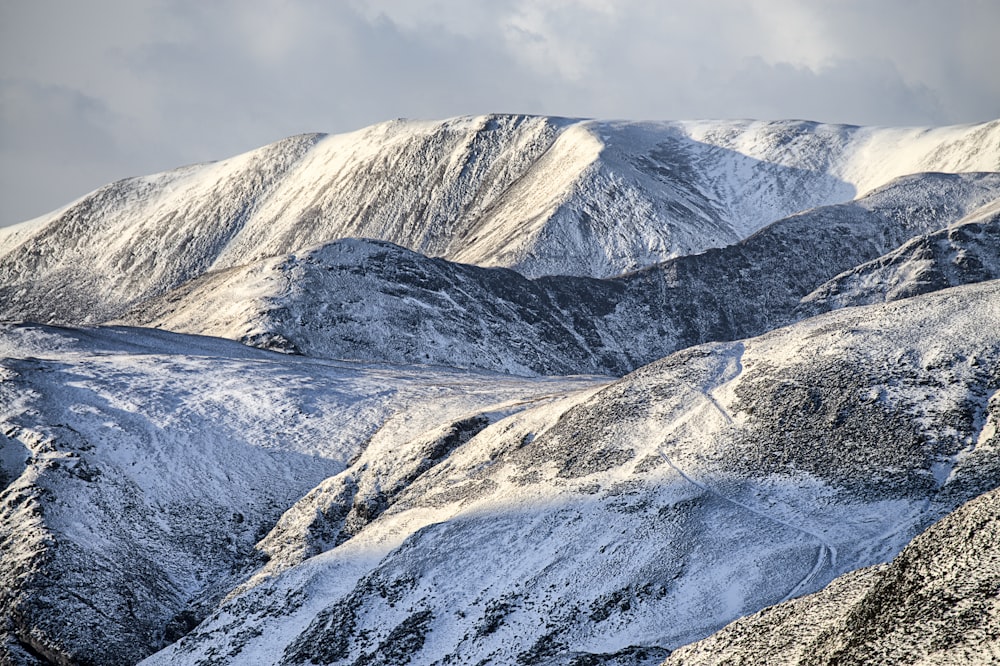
[2,115,999,330]
[799,197,1000,314]
[115,171,1000,376]
[0,323,604,664]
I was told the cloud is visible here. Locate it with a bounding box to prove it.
[717,57,946,126]
[0,79,139,224]
[0,0,997,225]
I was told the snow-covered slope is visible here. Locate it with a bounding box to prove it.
[799,197,1000,314]
[1,116,998,327]
[0,134,322,324]
[0,324,603,665]
[663,485,1000,665]
[118,238,624,376]
[118,172,1000,376]
[138,280,1000,665]
[3,114,998,666]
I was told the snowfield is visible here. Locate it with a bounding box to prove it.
[664,485,1000,665]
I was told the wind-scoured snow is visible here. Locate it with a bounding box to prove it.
[138,280,1000,666]
[0,324,604,664]
[1,115,998,327]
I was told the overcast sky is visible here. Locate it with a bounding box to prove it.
[1,0,998,227]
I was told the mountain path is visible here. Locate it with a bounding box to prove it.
[656,342,838,603]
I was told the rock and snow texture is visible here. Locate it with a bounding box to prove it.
[799,197,1000,314]
[1,114,999,666]
[118,172,1000,376]
[137,281,1000,666]
[1,115,999,327]
[662,485,1000,665]
[0,324,602,665]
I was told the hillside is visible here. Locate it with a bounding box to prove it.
[118,172,1000,375]
[799,197,1000,314]
[101,280,1000,664]
[0,324,603,664]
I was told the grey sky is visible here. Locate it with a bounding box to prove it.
[1,0,998,227]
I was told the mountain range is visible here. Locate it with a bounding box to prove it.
[1,114,998,665]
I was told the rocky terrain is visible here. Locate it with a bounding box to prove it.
[1,114,998,665]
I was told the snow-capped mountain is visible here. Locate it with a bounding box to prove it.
[1,116,999,327]
[117,172,1000,376]
[2,114,999,666]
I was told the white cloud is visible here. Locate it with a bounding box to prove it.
[0,0,996,225]
[500,1,618,81]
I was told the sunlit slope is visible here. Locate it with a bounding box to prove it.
[0,324,603,665]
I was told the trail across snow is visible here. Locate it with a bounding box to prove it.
[656,342,839,603]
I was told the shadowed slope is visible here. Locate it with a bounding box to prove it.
[121,173,1000,376]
